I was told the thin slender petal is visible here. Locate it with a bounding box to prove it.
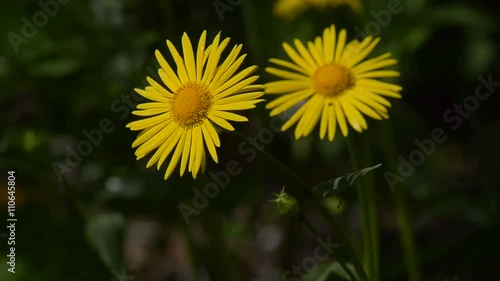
[263,24,401,141]
[127,31,262,180]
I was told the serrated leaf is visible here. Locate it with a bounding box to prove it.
[312,164,382,199]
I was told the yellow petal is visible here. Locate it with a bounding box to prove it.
[147,77,174,98]
[352,56,397,75]
[126,113,171,130]
[356,70,400,79]
[213,100,263,111]
[208,114,235,131]
[137,102,169,109]
[165,131,186,179]
[265,80,309,94]
[155,50,182,92]
[283,42,315,74]
[267,89,314,116]
[357,79,402,92]
[269,58,309,76]
[307,40,324,67]
[334,100,348,137]
[211,45,244,90]
[193,126,204,176]
[203,119,220,146]
[300,95,323,137]
[323,25,336,63]
[265,67,309,81]
[212,66,258,97]
[189,127,198,173]
[132,108,168,116]
[196,31,207,81]
[294,39,318,69]
[134,121,177,157]
[179,129,192,176]
[345,95,383,120]
[132,119,171,148]
[146,128,180,169]
[281,101,308,132]
[348,37,381,67]
[319,103,329,139]
[339,98,367,132]
[167,39,190,84]
[201,123,219,163]
[213,76,261,101]
[215,92,264,105]
[134,88,170,103]
[327,104,337,141]
[181,33,196,81]
[334,29,347,63]
[157,129,182,170]
[211,110,248,122]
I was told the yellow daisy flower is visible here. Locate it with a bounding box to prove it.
[274,0,361,21]
[127,31,264,180]
[265,24,402,141]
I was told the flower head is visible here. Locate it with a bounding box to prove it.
[265,25,402,141]
[274,0,361,21]
[127,31,264,179]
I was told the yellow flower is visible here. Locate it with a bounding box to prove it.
[265,25,402,141]
[274,0,361,21]
[127,31,264,180]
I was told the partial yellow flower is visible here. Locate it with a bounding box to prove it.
[265,24,402,141]
[274,0,361,21]
[127,31,264,180]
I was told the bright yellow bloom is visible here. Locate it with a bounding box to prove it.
[127,31,264,179]
[265,25,402,141]
[274,0,361,21]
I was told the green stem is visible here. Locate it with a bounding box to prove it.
[346,136,378,281]
[299,215,359,281]
[232,130,370,281]
[361,132,380,281]
[381,123,420,281]
[339,259,359,281]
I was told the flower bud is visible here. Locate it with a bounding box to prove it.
[272,187,300,216]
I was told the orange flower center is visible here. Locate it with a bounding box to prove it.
[171,82,212,128]
[313,63,354,97]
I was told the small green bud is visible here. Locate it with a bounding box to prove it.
[271,187,300,216]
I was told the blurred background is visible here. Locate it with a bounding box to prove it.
[0,0,499,280]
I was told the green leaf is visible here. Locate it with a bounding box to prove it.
[301,261,354,281]
[312,164,383,199]
[85,212,125,270]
